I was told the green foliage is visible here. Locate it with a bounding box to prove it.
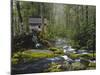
[88,62,96,67]
[80,58,90,67]
[48,47,64,55]
[23,52,55,59]
[72,62,86,70]
[39,39,52,47]
[12,1,96,52]
[46,63,62,72]
[54,50,64,55]
[79,53,95,59]
[68,53,95,60]
[11,58,19,64]
[12,51,22,64]
[68,53,80,59]
[12,33,33,52]
[12,51,23,59]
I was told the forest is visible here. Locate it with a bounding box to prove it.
[11,0,96,74]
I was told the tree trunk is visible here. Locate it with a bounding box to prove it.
[16,1,23,34]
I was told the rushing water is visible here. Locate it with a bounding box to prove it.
[32,31,41,48]
[12,38,95,74]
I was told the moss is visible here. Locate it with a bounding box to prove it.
[39,39,52,47]
[88,53,96,58]
[87,62,96,70]
[29,52,55,58]
[80,58,90,67]
[79,54,91,59]
[79,53,96,59]
[86,67,96,70]
[11,51,55,64]
[48,47,64,55]
[88,62,96,67]
[69,53,80,59]
[69,53,96,60]
[12,51,22,58]
[72,62,86,70]
[46,63,62,72]
[48,47,60,51]
[11,58,18,64]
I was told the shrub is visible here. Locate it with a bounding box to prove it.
[40,39,52,47]
[12,51,22,58]
[88,62,96,67]
[79,58,90,68]
[12,51,26,64]
[46,63,62,72]
[11,58,18,64]
[87,62,96,70]
[72,62,86,70]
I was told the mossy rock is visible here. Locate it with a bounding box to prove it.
[69,53,96,60]
[88,62,96,67]
[48,47,60,51]
[79,53,96,59]
[12,51,55,65]
[79,54,91,59]
[21,51,55,59]
[48,47,64,55]
[79,53,96,60]
[72,62,86,70]
[87,62,96,70]
[68,53,80,59]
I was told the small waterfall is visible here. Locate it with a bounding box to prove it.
[55,38,75,54]
[32,33,38,44]
[32,31,41,48]
[61,55,69,60]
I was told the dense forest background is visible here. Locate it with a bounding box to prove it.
[12,1,96,52]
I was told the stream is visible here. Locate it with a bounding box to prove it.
[12,38,95,74]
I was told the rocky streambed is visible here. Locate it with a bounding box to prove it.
[12,38,96,74]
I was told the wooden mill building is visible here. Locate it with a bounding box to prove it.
[29,16,47,33]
